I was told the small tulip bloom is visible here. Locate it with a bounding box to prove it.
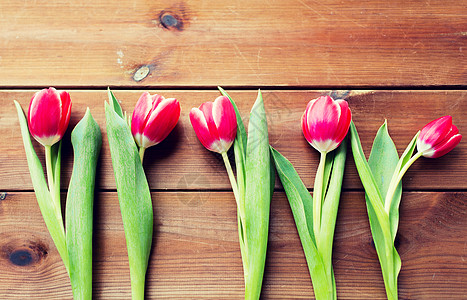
[190,96,237,154]
[27,87,72,146]
[417,116,462,158]
[131,92,181,150]
[301,95,352,153]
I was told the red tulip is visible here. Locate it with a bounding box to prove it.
[189,96,237,154]
[417,115,462,158]
[131,92,181,149]
[301,95,352,153]
[27,87,72,146]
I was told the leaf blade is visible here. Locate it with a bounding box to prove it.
[66,108,102,299]
[105,94,153,298]
[243,91,272,300]
[14,101,69,273]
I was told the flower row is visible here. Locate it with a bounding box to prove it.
[18,87,461,300]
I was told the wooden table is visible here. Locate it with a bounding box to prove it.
[0,1,465,299]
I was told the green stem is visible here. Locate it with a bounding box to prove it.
[221,152,249,282]
[139,147,146,164]
[313,151,327,239]
[222,152,242,217]
[384,151,423,213]
[131,277,145,300]
[45,145,61,219]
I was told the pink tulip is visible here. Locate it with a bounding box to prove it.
[131,92,181,149]
[189,96,237,154]
[27,87,72,146]
[417,115,462,158]
[301,95,352,153]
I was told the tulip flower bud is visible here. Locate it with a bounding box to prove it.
[301,95,352,153]
[27,87,72,146]
[189,96,237,154]
[416,115,462,158]
[131,92,181,149]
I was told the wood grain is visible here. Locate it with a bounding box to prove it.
[0,0,465,87]
[0,191,465,299]
[2,90,465,191]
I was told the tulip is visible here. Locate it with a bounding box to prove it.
[189,96,237,154]
[384,115,461,213]
[190,95,239,215]
[301,95,351,237]
[131,92,181,162]
[302,95,352,154]
[27,87,72,147]
[417,115,462,158]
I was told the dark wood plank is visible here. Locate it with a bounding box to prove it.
[2,90,465,191]
[0,1,465,87]
[0,191,465,299]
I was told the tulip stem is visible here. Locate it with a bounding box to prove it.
[45,145,60,214]
[221,152,241,213]
[139,147,146,164]
[384,151,423,213]
[313,151,327,239]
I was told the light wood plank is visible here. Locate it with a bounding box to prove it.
[0,0,465,87]
[0,191,465,299]
[2,90,465,191]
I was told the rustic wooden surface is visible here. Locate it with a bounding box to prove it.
[0,0,466,299]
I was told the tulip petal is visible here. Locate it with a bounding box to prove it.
[198,101,221,143]
[131,92,153,138]
[419,116,453,147]
[28,88,64,145]
[212,96,237,145]
[305,96,341,152]
[334,100,352,145]
[190,107,217,152]
[423,133,462,158]
[58,91,72,139]
[142,98,180,147]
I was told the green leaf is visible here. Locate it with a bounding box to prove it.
[14,101,69,273]
[270,146,333,299]
[105,94,153,300]
[107,87,124,119]
[66,108,102,300]
[243,91,272,300]
[368,121,400,203]
[319,138,347,297]
[350,121,398,300]
[219,87,247,212]
[387,131,419,239]
[368,121,402,241]
[218,87,247,153]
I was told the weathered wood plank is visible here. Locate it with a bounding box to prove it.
[2,90,465,191]
[0,191,465,299]
[0,0,465,87]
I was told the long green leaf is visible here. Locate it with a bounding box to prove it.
[350,121,398,300]
[105,97,153,300]
[368,121,400,204]
[66,108,102,300]
[270,147,332,299]
[244,91,272,300]
[14,101,69,273]
[319,138,348,300]
[219,88,249,278]
[387,131,419,239]
[219,87,247,206]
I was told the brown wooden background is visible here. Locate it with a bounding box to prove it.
[0,0,466,299]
